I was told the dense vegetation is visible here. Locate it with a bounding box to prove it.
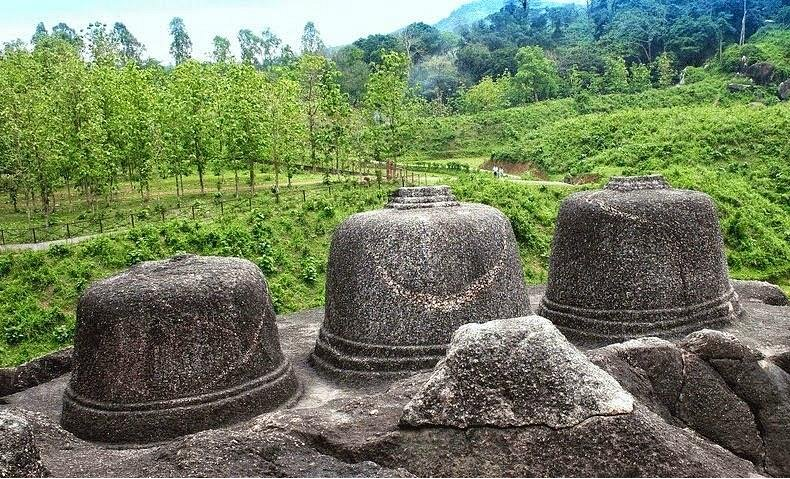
[1,1,788,366]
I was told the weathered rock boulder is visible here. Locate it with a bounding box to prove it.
[401,316,633,428]
[745,61,776,85]
[590,329,790,475]
[0,348,72,398]
[732,279,789,306]
[312,186,531,379]
[61,254,301,444]
[538,175,741,343]
[0,410,48,477]
[778,79,790,101]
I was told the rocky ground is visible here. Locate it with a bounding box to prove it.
[1,282,789,478]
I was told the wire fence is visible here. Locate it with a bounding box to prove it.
[0,174,433,246]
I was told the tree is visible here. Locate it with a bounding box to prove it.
[353,34,401,64]
[513,46,560,102]
[31,23,48,45]
[629,62,652,92]
[655,52,676,87]
[301,22,325,55]
[364,51,416,170]
[297,54,330,169]
[51,23,82,50]
[333,46,369,105]
[169,17,192,65]
[112,23,144,64]
[602,55,629,93]
[400,23,446,64]
[317,64,352,172]
[265,77,305,189]
[84,22,119,65]
[212,36,232,63]
[260,28,282,67]
[458,74,514,113]
[238,29,261,66]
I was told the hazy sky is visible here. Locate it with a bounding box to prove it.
[0,0,470,63]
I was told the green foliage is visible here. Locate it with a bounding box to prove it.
[514,46,561,102]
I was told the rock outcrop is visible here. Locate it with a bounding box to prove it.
[61,254,301,444]
[590,329,790,476]
[732,279,789,306]
[401,316,633,428]
[312,186,531,379]
[0,410,48,478]
[538,175,741,343]
[0,348,72,398]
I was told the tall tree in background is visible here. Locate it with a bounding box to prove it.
[238,29,262,66]
[51,23,82,50]
[301,22,325,55]
[212,36,232,63]
[84,22,119,65]
[265,77,304,189]
[169,17,192,65]
[31,23,48,45]
[260,28,282,67]
[364,51,415,171]
[297,54,330,169]
[112,22,144,64]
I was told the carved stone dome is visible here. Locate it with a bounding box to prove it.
[537,175,741,343]
[311,186,532,379]
[61,255,301,443]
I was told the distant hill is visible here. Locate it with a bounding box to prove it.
[434,0,509,32]
[434,0,587,32]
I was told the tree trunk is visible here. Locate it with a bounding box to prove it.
[198,163,205,195]
[234,169,239,197]
[65,175,72,213]
[249,159,256,194]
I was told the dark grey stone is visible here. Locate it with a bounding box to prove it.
[778,79,790,101]
[745,61,776,85]
[0,410,48,477]
[538,175,741,343]
[312,186,531,379]
[0,349,73,398]
[60,254,301,444]
[732,279,789,306]
[401,316,633,429]
[591,329,790,474]
[8,303,790,477]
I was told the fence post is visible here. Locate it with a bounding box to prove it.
[302,190,306,202]
[191,206,196,220]
[161,210,165,221]
[329,185,332,195]
[66,223,70,239]
[99,218,103,234]
[0,229,4,245]
[32,228,37,243]
[130,215,135,228]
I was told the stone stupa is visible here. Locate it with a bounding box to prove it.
[61,255,301,444]
[537,175,741,343]
[311,185,531,379]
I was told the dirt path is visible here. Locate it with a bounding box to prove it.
[0,233,104,252]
